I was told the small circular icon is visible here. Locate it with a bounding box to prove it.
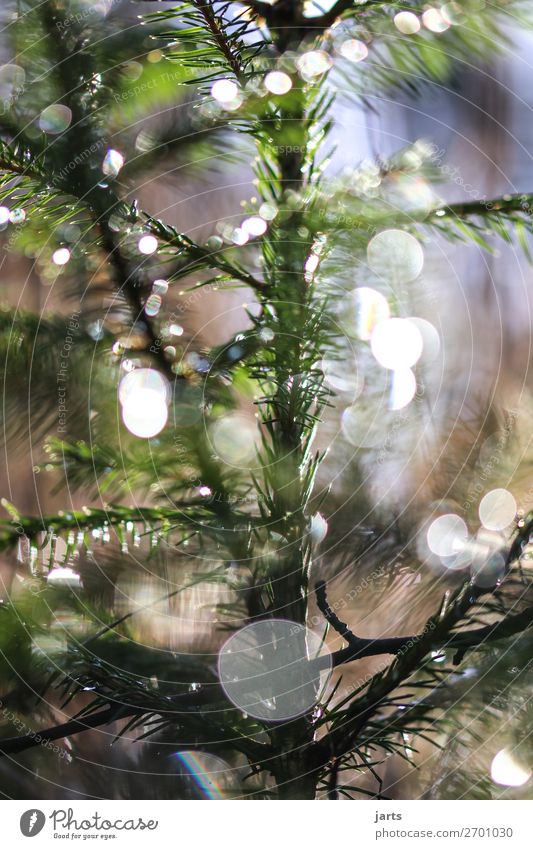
[20,809,46,837]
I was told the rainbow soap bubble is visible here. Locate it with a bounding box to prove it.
[172,751,239,799]
[39,104,72,135]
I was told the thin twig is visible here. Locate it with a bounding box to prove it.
[315,580,420,668]
[99,222,175,382]
[315,580,533,671]
[0,687,217,758]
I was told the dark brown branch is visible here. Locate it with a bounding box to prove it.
[0,688,217,758]
[315,581,533,671]
[0,706,128,757]
[137,0,370,51]
[448,605,533,664]
[315,580,354,640]
[303,0,361,29]
[315,580,420,669]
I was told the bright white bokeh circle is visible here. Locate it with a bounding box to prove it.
[427,514,468,558]
[264,71,292,94]
[119,368,170,405]
[394,11,421,33]
[211,79,238,103]
[390,368,417,410]
[121,388,168,438]
[339,39,368,62]
[242,216,267,237]
[52,247,71,266]
[478,489,516,531]
[490,749,531,787]
[138,234,158,255]
[371,318,423,369]
[296,50,332,79]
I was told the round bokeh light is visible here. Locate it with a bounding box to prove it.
[490,749,531,787]
[370,317,423,370]
[122,388,168,438]
[138,234,158,255]
[394,11,421,33]
[264,71,292,95]
[211,79,238,103]
[426,513,468,558]
[211,413,258,466]
[367,229,424,283]
[218,619,331,721]
[478,488,516,531]
[390,367,417,410]
[119,368,170,405]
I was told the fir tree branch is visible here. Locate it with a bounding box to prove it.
[144,214,266,292]
[143,0,264,83]
[0,706,128,757]
[0,688,218,757]
[447,605,533,661]
[98,220,176,382]
[315,580,420,667]
[38,1,176,380]
[2,591,529,759]
[323,580,532,786]
[193,1,247,83]
[315,580,533,670]
[0,503,254,553]
[424,192,533,260]
[434,193,533,220]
